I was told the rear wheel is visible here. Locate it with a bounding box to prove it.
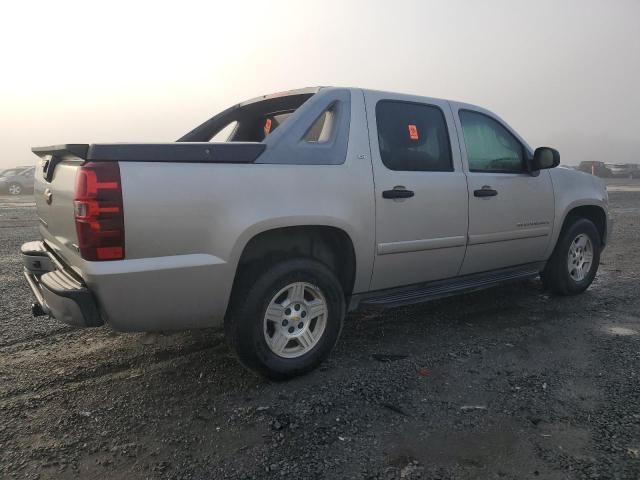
[225,258,345,380]
[541,218,601,295]
[8,183,22,195]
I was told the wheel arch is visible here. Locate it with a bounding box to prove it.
[230,223,358,301]
[546,200,608,260]
[561,204,608,246]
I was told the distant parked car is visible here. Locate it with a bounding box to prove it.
[578,161,612,178]
[0,166,35,195]
[607,163,640,178]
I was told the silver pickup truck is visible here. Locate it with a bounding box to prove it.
[22,87,611,379]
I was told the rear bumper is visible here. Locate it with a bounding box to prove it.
[22,240,233,332]
[21,241,103,327]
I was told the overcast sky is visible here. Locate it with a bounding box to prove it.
[1,0,638,168]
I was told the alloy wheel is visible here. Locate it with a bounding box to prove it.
[263,282,328,358]
[567,233,593,282]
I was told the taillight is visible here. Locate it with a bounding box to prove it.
[74,162,125,261]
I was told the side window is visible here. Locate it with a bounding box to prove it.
[375,101,452,172]
[459,110,525,173]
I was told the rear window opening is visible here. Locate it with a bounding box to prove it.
[261,112,294,138]
[303,105,336,143]
[178,89,319,143]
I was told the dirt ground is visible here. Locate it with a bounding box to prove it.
[1,179,639,479]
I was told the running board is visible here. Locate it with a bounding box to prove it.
[356,262,545,309]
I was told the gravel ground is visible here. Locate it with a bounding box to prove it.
[1,180,639,479]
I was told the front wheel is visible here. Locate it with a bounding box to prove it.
[225,258,345,380]
[541,218,601,295]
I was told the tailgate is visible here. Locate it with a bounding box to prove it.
[32,145,88,270]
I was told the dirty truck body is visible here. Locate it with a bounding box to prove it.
[23,87,612,378]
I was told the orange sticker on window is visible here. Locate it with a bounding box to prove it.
[264,118,272,135]
[408,124,419,140]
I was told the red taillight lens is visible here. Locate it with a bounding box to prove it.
[74,162,124,261]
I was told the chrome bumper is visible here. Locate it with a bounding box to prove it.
[21,241,103,327]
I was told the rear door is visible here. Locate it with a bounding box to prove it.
[364,91,469,290]
[451,104,555,275]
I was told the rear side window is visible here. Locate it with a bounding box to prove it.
[303,105,336,143]
[210,121,238,142]
[459,110,525,173]
[376,101,452,172]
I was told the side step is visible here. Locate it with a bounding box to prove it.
[358,263,544,309]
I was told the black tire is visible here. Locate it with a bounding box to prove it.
[225,258,345,380]
[541,217,601,295]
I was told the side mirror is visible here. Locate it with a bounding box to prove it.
[530,147,560,171]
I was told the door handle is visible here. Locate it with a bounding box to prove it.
[382,187,415,199]
[474,186,498,197]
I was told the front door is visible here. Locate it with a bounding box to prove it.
[451,105,555,275]
[364,91,469,290]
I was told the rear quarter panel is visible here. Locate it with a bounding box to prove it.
[96,89,375,331]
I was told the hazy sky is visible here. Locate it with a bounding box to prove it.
[1,0,638,168]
